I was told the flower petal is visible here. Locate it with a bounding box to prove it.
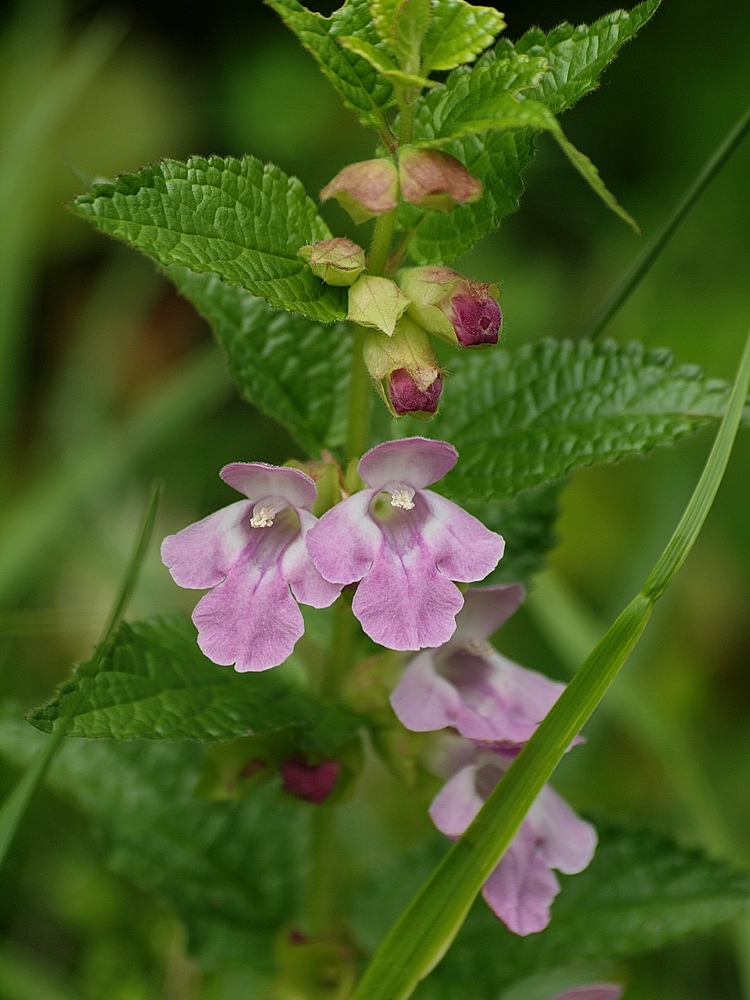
[481,823,562,935]
[352,532,464,649]
[306,490,381,584]
[421,490,505,581]
[439,649,567,744]
[448,584,525,649]
[358,437,457,491]
[528,785,598,874]
[429,762,483,838]
[220,462,317,510]
[161,500,252,589]
[284,510,343,608]
[390,651,464,732]
[190,513,306,671]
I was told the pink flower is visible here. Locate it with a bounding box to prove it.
[390,585,569,745]
[307,439,504,651]
[280,758,341,804]
[161,463,341,672]
[430,737,597,936]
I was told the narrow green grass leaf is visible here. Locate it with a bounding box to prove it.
[352,323,750,999]
[0,487,160,871]
[72,155,346,323]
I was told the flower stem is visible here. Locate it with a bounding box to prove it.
[306,804,339,934]
[367,209,397,277]
[346,325,373,461]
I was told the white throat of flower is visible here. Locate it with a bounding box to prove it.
[463,638,493,658]
[385,483,416,510]
[250,498,286,528]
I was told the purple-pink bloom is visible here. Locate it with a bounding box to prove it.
[390,584,569,745]
[307,439,504,651]
[161,463,341,672]
[280,758,341,804]
[430,738,597,936]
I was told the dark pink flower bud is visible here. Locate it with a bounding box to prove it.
[398,147,483,212]
[362,315,444,418]
[320,158,399,224]
[399,265,502,348]
[280,757,340,804]
[388,367,443,415]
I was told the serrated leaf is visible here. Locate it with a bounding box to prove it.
[421,339,750,503]
[71,155,347,324]
[348,825,750,998]
[338,34,435,88]
[370,0,402,44]
[413,54,635,230]
[466,481,563,586]
[0,708,305,968]
[266,0,395,129]
[399,1,659,263]
[27,615,361,753]
[169,267,352,457]
[421,0,506,73]
[392,0,433,72]
[515,0,661,114]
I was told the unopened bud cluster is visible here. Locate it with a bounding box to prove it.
[298,148,503,417]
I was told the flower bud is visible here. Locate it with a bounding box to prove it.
[347,274,410,337]
[320,158,399,224]
[280,757,341,804]
[298,238,365,287]
[363,315,444,418]
[398,147,483,212]
[399,265,502,347]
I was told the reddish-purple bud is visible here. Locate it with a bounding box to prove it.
[320,158,399,224]
[398,147,483,212]
[362,316,444,419]
[388,368,443,415]
[399,265,502,348]
[280,757,340,804]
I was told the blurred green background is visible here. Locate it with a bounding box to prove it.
[0,0,749,997]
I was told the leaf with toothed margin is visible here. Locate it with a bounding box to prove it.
[417,339,750,503]
[398,0,660,263]
[266,0,395,129]
[71,155,347,324]
[26,615,362,751]
[421,0,506,74]
[168,267,352,457]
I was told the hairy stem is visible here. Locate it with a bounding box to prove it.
[367,209,397,277]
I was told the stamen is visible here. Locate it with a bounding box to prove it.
[386,483,415,510]
[250,503,278,528]
[464,639,493,658]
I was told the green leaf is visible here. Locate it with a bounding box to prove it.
[338,35,435,88]
[421,0,506,73]
[169,267,352,457]
[266,0,394,129]
[350,826,750,998]
[0,708,305,969]
[399,1,659,263]
[71,155,346,324]
[414,53,549,140]
[466,482,563,587]
[515,0,661,114]
[424,339,750,503]
[27,615,361,754]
